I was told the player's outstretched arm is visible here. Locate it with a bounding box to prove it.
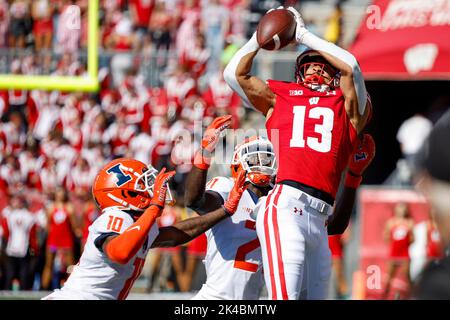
[223,33,275,116]
[185,116,232,215]
[103,169,175,264]
[287,7,371,133]
[153,171,248,247]
[328,134,375,235]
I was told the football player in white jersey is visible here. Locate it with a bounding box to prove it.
[184,115,277,300]
[42,157,248,300]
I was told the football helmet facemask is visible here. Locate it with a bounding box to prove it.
[295,50,340,88]
[231,136,277,187]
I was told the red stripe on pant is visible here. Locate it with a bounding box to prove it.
[264,186,277,299]
[272,185,289,300]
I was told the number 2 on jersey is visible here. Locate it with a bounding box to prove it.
[290,106,334,153]
[234,220,260,273]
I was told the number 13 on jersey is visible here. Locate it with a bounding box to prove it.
[289,106,334,153]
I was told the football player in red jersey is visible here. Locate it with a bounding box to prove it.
[223,6,372,300]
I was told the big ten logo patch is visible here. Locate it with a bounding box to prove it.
[289,90,304,96]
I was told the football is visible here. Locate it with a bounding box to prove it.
[256,8,297,50]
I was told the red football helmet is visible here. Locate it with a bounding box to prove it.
[231,136,277,187]
[92,158,174,212]
[295,50,340,88]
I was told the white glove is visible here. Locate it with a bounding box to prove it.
[286,6,309,44]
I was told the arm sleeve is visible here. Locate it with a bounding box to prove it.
[300,31,368,115]
[104,206,161,265]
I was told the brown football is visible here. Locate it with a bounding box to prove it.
[256,9,296,51]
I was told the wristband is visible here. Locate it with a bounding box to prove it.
[221,204,233,217]
[344,171,363,189]
[193,149,211,170]
[149,202,164,210]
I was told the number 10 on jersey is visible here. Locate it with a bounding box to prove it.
[289,106,334,153]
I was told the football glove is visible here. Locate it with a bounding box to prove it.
[345,134,376,188]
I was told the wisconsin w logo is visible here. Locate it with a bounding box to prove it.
[107,164,132,186]
[309,97,320,105]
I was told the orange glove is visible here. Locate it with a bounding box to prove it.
[223,170,247,216]
[345,134,376,188]
[150,168,176,209]
[194,115,232,170]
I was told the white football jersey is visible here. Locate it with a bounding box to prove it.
[43,206,159,300]
[193,176,264,300]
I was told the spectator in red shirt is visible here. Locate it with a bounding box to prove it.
[130,0,155,38]
[201,65,241,128]
[179,33,210,80]
[41,188,79,290]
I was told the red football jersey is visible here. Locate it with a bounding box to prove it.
[265,80,358,198]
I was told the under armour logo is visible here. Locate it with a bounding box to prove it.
[293,207,303,215]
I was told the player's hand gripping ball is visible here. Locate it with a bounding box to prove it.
[286,6,308,43]
[150,168,176,209]
[223,170,248,216]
